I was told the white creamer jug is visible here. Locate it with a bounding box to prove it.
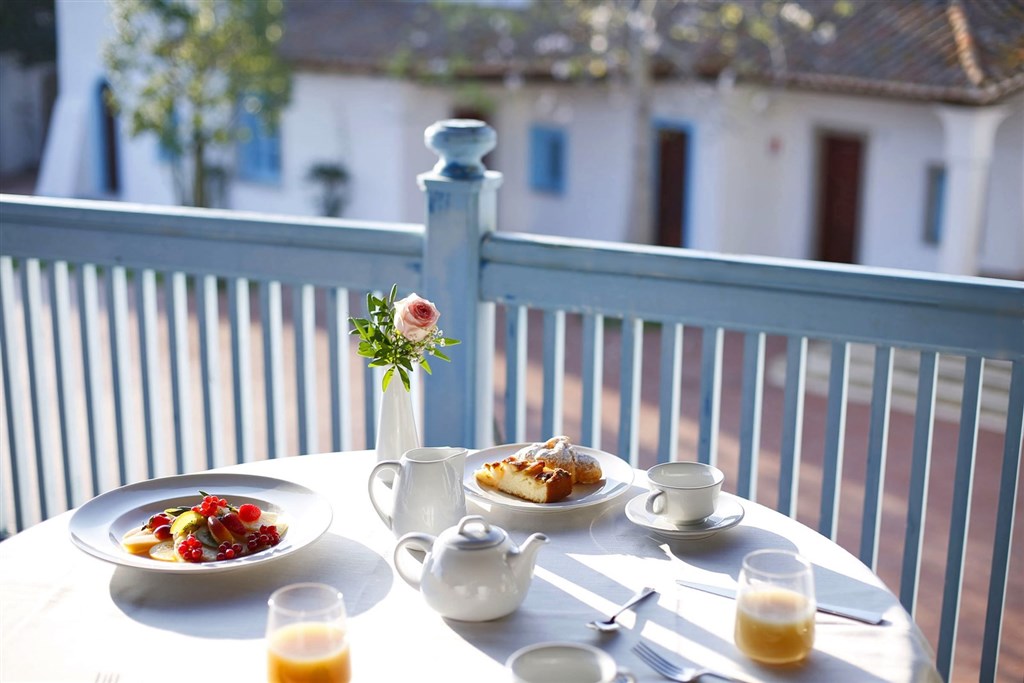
[367,446,467,537]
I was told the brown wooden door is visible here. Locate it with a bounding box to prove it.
[655,127,689,248]
[816,134,864,263]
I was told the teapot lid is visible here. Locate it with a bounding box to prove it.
[441,515,506,550]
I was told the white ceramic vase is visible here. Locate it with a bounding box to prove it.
[376,377,420,470]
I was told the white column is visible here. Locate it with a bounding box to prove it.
[935,105,1009,275]
[418,120,502,448]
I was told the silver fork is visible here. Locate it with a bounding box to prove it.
[632,642,746,682]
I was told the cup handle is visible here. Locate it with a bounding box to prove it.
[644,490,665,516]
[393,533,435,590]
[368,461,401,529]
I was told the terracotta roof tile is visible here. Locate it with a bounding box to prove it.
[280,0,1024,105]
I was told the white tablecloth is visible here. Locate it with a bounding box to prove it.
[0,450,940,682]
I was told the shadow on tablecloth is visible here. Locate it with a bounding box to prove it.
[106,532,391,638]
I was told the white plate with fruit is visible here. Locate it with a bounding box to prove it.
[69,473,332,573]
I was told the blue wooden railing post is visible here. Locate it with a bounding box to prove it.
[418,120,502,448]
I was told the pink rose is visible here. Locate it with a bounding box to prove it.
[394,293,440,342]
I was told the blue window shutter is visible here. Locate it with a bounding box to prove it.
[158,108,179,162]
[923,165,946,245]
[237,102,281,184]
[530,125,566,194]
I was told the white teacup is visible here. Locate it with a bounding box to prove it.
[645,461,724,525]
[506,642,635,683]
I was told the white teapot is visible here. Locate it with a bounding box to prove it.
[393,515,548,622]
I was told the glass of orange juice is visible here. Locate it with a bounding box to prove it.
[734,549,815,665]
[267,583,351,683]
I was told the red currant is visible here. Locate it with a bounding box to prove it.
[177,534,206,563]
[238,503,262,523]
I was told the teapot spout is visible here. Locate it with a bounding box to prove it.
[509,532,549,583]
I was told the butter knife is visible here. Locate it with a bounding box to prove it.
[676,579,885,625]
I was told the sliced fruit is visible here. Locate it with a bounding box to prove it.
[194,527,217,548]
[122,531,161,555]
[147,513,172,530]
[148,540,177,562]
[207,515,234,544]
[219,511,246,535]
[253,510,278,528]
[170,510,204,538]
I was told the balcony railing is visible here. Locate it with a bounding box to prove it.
[1,120,1021,681]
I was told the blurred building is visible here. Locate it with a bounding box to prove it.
[0,0,57,182]
[35,0,1024,277]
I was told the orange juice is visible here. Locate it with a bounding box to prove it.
[267,621,351,683]
[734,588,815,664]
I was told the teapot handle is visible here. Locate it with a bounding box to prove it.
[393,533,435,590]
[367,460,402,529]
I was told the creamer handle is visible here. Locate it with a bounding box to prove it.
[367,461,401,530]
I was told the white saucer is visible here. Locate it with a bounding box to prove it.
[624,492,745,540]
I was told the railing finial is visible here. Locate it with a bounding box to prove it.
[424,119,496,180]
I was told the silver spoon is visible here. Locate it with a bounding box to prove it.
[586,586,658,632]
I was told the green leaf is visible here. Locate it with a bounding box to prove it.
[389,284,398,304]
[398,366,411,391]
[443,338,461,346]
[420,358,432,374]
[432,349,450,362]
[382,366,394,392]
[368,359,390,368]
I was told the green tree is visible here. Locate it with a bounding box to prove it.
[104,0,291,208]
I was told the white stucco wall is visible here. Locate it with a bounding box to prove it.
[980,97,1024,278]
[682,85,1022,276]
[37,0,110,198]
[230,74,411,221]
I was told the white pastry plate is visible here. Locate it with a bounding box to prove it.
[624,492,745,540]
[69,472,333,573]
[464,444,635,512]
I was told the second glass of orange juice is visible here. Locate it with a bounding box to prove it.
[734,549,815,665]
[267,583,351,683]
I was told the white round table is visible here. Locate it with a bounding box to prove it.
[0,450,941,682]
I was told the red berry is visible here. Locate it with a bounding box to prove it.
[153,524,172,541]
[238,504,261,523]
